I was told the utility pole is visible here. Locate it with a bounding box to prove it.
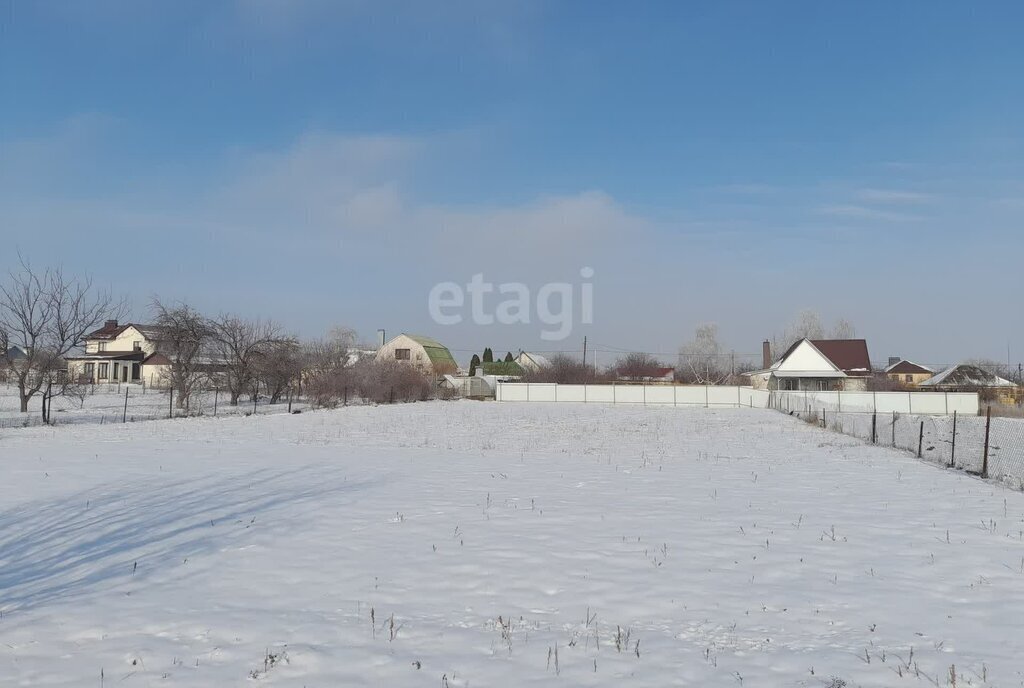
[582,336,587,368]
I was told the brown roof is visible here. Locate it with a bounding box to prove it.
[774,338,873,377]
[85,321,130,340]
[810,339,872,376]
[886,360,932,375]
[142,352,172,366]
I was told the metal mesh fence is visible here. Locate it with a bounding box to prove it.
[0,383,309,430]
[774,393,1024,489]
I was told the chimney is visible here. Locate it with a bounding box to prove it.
[377,329,386,348]
[762,340,772,369]
[105,319,118,328]
[888,356,901,366]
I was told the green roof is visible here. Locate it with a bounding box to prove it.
[405,334,456,366]
[481,361,525,376]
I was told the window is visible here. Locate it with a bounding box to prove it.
[395,348,411,360]
[84,363,95,379]
[818,380,831,391]
[133,341,142,351]
[98,341,107,352]
[416,352,423,361]
[905,374,913,383]
[98,362,109,379]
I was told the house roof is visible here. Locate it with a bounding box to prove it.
[85,321,130,340]
[404,334,457,367]
[516,351,551,368]
[920,364,1015,388]
[807,339,872,376]
[885,359,933,375]
[763,338,872,378]
[84,322,167,341]
[481,360,526,376]
[4,345,27,360]
[651,367,675,377]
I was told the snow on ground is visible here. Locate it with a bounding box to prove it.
[2,402,1024,687]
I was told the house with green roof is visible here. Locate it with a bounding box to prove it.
[376,333,457,377]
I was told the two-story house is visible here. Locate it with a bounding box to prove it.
[66,320,172,386]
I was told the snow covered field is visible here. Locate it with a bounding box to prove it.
[0,384,307,429]
[2,402,1023,687]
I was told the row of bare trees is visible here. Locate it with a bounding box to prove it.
[150,303,435,410]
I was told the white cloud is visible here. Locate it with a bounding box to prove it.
[815,204,923,223]
[856,188,934,204]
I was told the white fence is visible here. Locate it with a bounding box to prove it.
[772,389,978,416]
[496,383,770,407]
[495,383,978,416]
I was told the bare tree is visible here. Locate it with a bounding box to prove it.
[784,309,825,343]
[258,339,304,404]
[150,298,210,409]
[613,352,665,381]
[209,315,291,405]
[678,323,729,384]
[829,318,857,339]
[302,326,359,407]
[0,258,124,412]
[524,353,595,384]
[357,359,434,404]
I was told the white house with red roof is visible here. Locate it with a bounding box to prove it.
[65,320,173,386]
[745,338,873,391]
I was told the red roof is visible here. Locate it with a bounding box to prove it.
[810,339,872,376]
[777,338,872,377]
[85,320,130,340]
[886,360,931,375]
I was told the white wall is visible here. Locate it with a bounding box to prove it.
[496,383,772,408]
[495,383,977,416]
[773,389,978,416]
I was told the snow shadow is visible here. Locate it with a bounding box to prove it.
[0,467,376,615]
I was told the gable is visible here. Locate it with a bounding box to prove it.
[775,340,842,375]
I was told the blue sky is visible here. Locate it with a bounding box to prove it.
[2,1,1022,366]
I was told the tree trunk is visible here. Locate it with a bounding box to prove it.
[20,393,30,413]
[230,391,241,406]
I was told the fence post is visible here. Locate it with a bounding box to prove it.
[917,420,924,458]
[214,388,219,416]
[891,410,896,446]
[169,388,173,419]
[287,389,293,414]
[704,384,708,408]
[122,386,129,423]
[982,405,991,479]
[950,410,957,468]
[908,391,912,415]
[871,413,876,444]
